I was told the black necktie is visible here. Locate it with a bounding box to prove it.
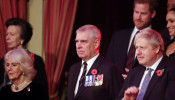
[126,31,139,69]
[136,68,153,100]
[78,62,87,89]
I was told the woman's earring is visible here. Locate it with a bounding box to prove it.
[21,41,23,45]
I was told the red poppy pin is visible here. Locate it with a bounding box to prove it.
[30,53,35,62]
[27,87,30,92]
[91,69,97,75]
[156,69,164,76]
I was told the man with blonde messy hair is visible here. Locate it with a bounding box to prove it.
[117,29,175,100]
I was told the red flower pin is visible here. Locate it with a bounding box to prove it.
[27,87,30,92]
[30,53,35,62]
[91,69,97,75]
[156,69,164,76]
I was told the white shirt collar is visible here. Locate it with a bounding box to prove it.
[133,25,152,33]
[146,56,163,71]
[82,53,99,74]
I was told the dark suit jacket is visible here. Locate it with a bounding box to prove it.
[68,55,124,100]
[106,28,138,74]
[117,56,175,100]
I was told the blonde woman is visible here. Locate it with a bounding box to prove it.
[0,48,48,100]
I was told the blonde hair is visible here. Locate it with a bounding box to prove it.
[134,29,164,53]
[5,48,36,81]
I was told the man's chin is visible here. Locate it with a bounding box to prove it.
[135,25,144,30]
[78,55,85,59]
[138,61,144,65]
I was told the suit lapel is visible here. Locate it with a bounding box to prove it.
[128,65,145,87]
[123,28,134,58]
[132,58,139,69]
[144,56,167,98]
[71,62,81,98]
[134,66,146,87]
[75,56,103,99]
[123,28,135,68]
[87,55,102,75]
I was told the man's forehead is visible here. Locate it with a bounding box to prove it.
[75,38,88,41]
[135,38,149,44]
[75,35,88,41]
[76,32,91,38]
[134,4,150,13]
[168,0,175,3]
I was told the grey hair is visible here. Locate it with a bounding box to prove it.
[4,48,36,81]
[76,24,101,49]
[134,29,164,53]
[76,25,101,41]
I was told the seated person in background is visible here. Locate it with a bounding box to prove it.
[0,48,49,100]
[165,7,175,58]
[0,18,48,98]
[117,29,175,100]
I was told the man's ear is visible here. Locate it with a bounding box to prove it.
[151,10,156,19]
[155,45,160,54]
[94,39,99,49]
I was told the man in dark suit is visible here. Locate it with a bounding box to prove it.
[117,29,175,100]
[106,0,157,76]
[68,25,123,100]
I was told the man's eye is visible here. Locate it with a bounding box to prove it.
[6,64,9,67]
[170,19,174,23]
[81,40,87,43]
[10,33,15,36]
[12,64,17,66]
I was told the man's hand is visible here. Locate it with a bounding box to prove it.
[122,68,130,79]
[124,86,139,100]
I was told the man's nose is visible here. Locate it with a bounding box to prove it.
[136,13,141,19]
[6,35,9,40]
[76,42,82,48]
[136,49,140,55]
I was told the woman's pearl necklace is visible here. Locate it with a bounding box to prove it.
[12,80,28,90]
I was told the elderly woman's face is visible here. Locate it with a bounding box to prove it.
[166,11,175,36]
[5,60,23,81]
[6,25,24,49]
